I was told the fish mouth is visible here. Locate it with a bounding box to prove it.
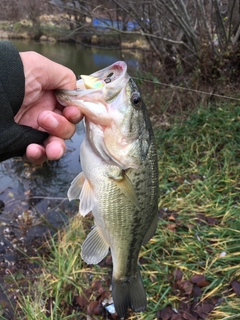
[56,61,129,102]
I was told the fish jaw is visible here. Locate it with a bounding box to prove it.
[56,61,129,106]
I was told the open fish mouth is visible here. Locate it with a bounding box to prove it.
[56,61,129,101]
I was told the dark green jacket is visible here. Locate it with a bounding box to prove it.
[0,41,48,162]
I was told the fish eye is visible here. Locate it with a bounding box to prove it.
[131,92,142,107]
[104,78,111,83]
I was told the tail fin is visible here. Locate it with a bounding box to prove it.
[112,269,146,318]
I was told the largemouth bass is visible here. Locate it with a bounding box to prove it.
[56,61,159,318]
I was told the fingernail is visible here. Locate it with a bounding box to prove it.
[58,146,65,158]
[42,112,59,129]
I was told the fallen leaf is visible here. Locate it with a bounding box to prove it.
[182,311,198,320]
[87,300,102,315]
[206,216,217,225]
[168,214,176,221]
[190,274,205,284]
[156,305,174,319]
[193,301,215,318]
[92,280,103,291]
[190,274,210,287]
[231,280,240,296]
[189,174,202,181]
[192,285,202,298]
[177,280,193,295]
[171,314,183,320]
[173,269,183,282]
[75,288,92,308]
[167,223,176,232]
[98,290,111,304]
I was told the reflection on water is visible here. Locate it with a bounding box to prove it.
[12,40,140,74]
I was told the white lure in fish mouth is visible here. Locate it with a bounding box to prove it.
[56,61,129,101]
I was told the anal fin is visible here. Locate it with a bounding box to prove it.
[81,226,109,264]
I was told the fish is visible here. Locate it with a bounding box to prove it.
[55,61,159,318]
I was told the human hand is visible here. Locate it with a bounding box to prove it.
[15,52,83,165]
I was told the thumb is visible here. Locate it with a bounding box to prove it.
[0,123,49,162]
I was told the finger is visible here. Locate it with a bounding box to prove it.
[25,144,47,165]
[63,106,83,124]
[44,136,66,160]
[20,52,77,91]
[38,110,76,139]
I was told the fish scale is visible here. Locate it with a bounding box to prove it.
[55,61,159,318]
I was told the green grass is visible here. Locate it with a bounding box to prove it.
[15,102,240,319]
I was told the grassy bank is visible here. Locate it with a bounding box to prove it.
[5,101,240,320]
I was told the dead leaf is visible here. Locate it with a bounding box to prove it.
[192,285,202,298]
[75,288,92,308]
[206,216,217,225]
[167,223,176,232]
[182,311,198,320]
[98,290,111,304]
[173,269,183,282]
[193,301,215,318]
[190,274,210,288]
[171,314,183,320]
[92,280,103,291]
[189,174,202,181]
[168,214,176,221]
[177,280,193,295]
[156,305,174,319]
[231,280,240,296]
[87,300,102,315]
[190,274,205,284]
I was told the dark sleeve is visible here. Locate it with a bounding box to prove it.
[0,41,48,162]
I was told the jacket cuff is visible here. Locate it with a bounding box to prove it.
[0,41,25,116]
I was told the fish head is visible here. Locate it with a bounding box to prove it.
[56,61,151,169]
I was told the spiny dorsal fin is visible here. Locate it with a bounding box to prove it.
[110,171,140,210]
[81,226,109,264]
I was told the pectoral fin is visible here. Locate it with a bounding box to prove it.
[67,172,85,201]
[67,172,94,217]
[79,178,95,216]
[110,172,140,210]
[81,226,109,264]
